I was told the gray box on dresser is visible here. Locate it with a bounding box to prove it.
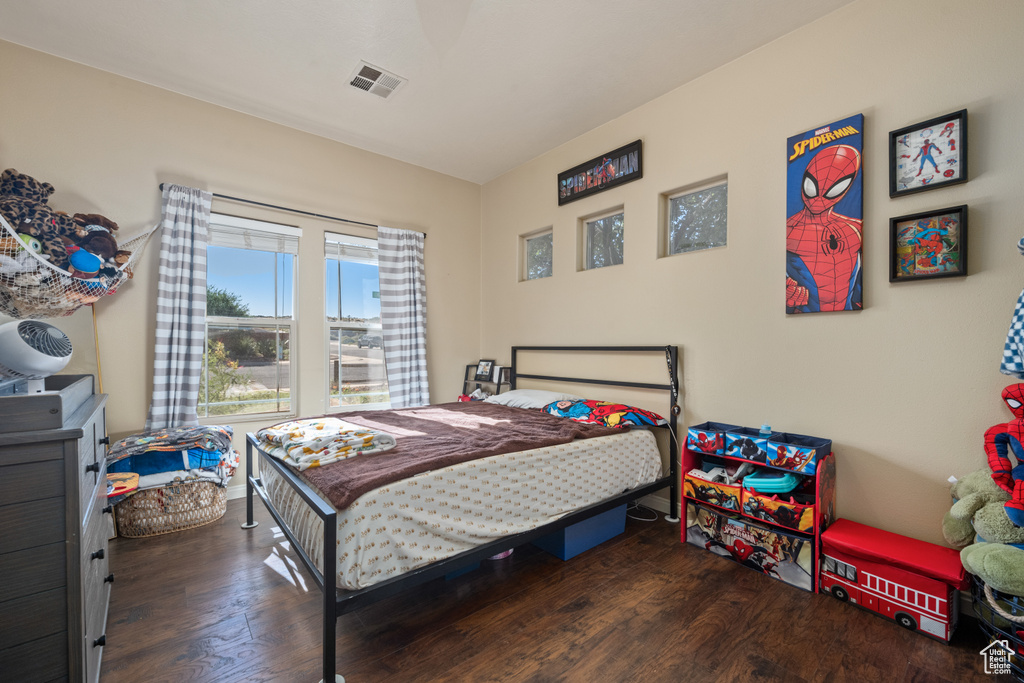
[0,375,111,683]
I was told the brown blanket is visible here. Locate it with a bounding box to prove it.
[295,401,623,510]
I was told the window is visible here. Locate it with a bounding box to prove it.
[325,232,390,409]
[822,555,857,582]
[200,214,299,418]
[667,180,728,255]
[583,210,624,270]
[521,228,553,281]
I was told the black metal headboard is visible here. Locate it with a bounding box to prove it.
[509,345,681,520]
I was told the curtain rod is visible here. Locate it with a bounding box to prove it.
[158,183,389,231]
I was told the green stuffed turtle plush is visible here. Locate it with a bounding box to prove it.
[0,168,78,270]
[944,468,1024,548]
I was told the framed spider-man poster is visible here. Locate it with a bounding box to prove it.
[889,109,967,198]
[786,113,864,314]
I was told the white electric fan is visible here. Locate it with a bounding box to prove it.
[0,320,73,393]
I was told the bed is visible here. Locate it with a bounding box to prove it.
[243,345,681,683]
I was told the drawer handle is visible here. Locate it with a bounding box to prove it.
[103,505,113,515]
[90,549,105,560]
[93,635,106,648]
[99,436,110,445]
[105,573,115,584]
[85,462,101,473]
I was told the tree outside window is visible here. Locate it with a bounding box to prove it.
[668,181,728,255]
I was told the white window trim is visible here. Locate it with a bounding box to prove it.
[520,226,553,282]
[324,233,391,412]
[579,206,625,271]
[662,176,728,257]
[199,214,299,421]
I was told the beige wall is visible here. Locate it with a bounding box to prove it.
[0,40,482,496]
[480,0,1024,544]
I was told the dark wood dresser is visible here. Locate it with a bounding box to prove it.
[0,375,111,682]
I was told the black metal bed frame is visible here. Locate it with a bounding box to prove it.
[243,345,680,683]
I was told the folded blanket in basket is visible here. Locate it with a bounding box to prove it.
[107,425,234,464]
[107,446,240,488]
[256,417,396,470]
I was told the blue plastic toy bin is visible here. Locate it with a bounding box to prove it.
[686,421,738,455]
[532,505,626,560]
[724,427,770,463]
[765,433,831,474]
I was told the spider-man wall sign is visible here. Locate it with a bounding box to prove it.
[786,114,864,314]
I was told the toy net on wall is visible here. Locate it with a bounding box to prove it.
[0,214,157,319]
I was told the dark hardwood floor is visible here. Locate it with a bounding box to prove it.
[102,499,1000,682]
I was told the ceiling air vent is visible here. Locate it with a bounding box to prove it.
[349,62,406,99]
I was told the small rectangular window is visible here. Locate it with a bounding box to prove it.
[667,180,727,255]
[325,233,390,409]
[522,229,553,281]
[584,210,624,270]
[201,214,299,418]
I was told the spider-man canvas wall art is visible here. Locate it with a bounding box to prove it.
[786,114,864,314]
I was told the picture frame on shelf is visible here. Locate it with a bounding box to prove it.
[889,109,967,197]
[475,359,495,381]
[889,205,967,282]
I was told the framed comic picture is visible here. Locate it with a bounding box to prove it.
[889,110,967,197]
[889,205,967,282]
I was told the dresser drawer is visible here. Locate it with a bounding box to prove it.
[80,506,109,589]
[0,587,66,649]
[83,567,110,683]
[0,630,69,683]
[0,497,65,554]
[0,458,65,506]
[77,406,107,522]
[0,541,65,604]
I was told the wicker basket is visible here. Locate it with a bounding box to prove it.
[115,479,227,538]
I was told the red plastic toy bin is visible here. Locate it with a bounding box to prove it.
[686,421,738,456]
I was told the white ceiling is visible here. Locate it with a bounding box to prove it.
[0,0,854,184]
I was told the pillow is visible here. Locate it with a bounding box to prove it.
[483,389,584,410]
[542,399,668,429]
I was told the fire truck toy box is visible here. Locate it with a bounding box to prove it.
[819,518,968,643]
[685,502,815,592]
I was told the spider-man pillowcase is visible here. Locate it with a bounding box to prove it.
[542,399,667,429]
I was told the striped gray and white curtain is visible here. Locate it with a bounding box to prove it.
[378,226,430,408]
[145,185,212,430]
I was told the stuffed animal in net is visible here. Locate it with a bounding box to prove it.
[72,212,128,263]
[0,168,78,270]
[984,383,1024,527]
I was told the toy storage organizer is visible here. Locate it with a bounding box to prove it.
[682,421,836,592]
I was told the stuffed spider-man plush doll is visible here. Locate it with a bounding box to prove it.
[984,384,1024,527]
